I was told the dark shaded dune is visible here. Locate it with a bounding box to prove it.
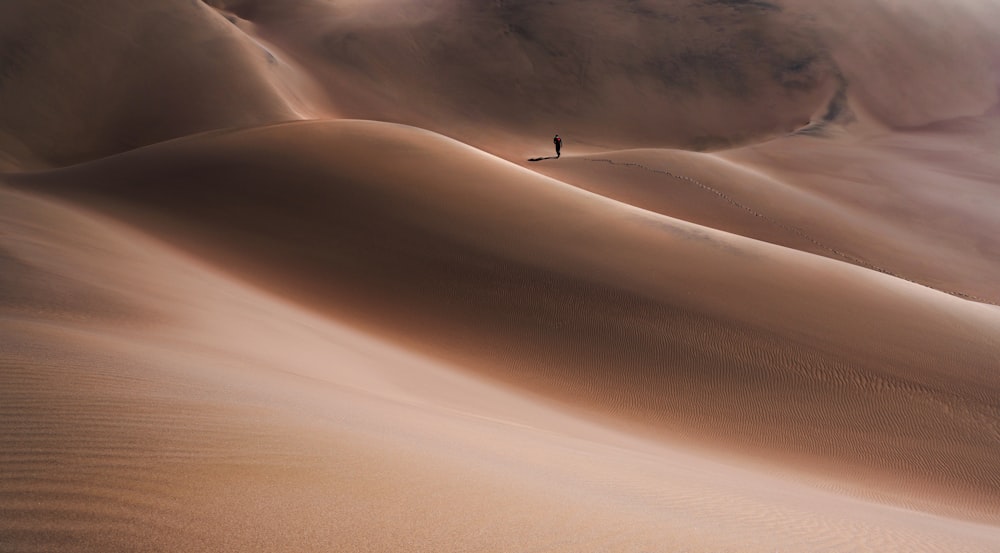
[782,0,1000,129]
[199,0,1000,155]
[205,0,841,150]
[10,120,1000,520]
[0,0,301,167]
[3,0,997,169]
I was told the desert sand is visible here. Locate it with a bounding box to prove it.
[2,1,999,551]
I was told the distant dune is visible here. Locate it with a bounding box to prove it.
[2,1,1000,551]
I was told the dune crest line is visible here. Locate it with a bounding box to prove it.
[4,0,1000,548]
[584,156,998,307]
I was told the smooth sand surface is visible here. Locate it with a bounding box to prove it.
[3,179,999,552]
[3,1,1000,551]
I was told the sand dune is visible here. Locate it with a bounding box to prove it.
[200,0,1000,151]
[204,0,841,151]
[3,175,1000,552]
[10,119,1000,519]
[529,122,1000,305]
[0,0,325,167]
[3,0,1000,551]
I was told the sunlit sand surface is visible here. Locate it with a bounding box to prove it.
[2,1,999,551]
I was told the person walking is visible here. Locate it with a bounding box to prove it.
[553,134,562,158]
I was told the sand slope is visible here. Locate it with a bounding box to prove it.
[0,0,324,167]
[3,0,1000,551]
[9,119,1000,521]
[529,120,1000,305]
[3,171,1000,552]
[201,0,1000,152]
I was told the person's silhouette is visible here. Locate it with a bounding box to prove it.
[553,134,562,158]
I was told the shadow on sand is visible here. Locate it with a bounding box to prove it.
[528,156,559,162]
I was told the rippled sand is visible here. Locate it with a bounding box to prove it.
[3,1,1000,551]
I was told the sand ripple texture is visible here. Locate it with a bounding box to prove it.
[4,1,1000,551]
[2,123,999,551]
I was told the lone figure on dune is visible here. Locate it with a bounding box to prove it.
[554,134,562,158]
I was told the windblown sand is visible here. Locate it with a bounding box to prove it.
[2,1,999,551]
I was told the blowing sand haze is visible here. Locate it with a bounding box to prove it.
[2,1,1000,551]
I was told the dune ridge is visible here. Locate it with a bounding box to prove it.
[9,119,1000,523]
[3,0,1000,550]
[3,181,1000,552]
[533,139,1000,306]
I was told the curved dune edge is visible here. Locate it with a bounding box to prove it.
[8,119,1000,526]
[3,181,1000,552]
[527,126,1000,306]
[14,0,999,170]
[3,0,1000,550]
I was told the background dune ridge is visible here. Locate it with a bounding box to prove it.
[2,0,1000,551]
